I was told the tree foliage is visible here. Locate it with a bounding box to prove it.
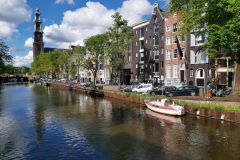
[5,64,16,74]
[0,40,13,73]
[21,67,31,75]
[106,12,136,89]
[77,34,107,87]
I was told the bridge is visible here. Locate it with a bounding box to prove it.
[0,74,35,83]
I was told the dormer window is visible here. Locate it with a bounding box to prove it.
[173,13,177,18]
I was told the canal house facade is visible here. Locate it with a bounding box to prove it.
[186,26,213,91]
[131,3,168,87]
[164,13,187,87]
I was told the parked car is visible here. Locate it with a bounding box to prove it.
[149,86,177,96]
[81,81,93,87]
[132,83,153,93]
[120,86,134,92]
[166,86,199,97]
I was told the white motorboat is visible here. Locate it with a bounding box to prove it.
[144,98,185,116]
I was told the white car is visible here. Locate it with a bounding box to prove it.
[132,83,153,93]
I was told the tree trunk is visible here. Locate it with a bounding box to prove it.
[229,61,240,97]
[118,69,121,90]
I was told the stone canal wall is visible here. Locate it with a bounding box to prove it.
[45,82,240,123]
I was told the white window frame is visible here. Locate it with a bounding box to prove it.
[161,47,163,54]
[136,64,138,68]
[196,50,205,64]
[166,50,171,60]
[136,30,138,34]
[166,25,170,32]
[182,47,185,58]
[172,35,177,44]
[173,49,178,59]
[190,69,193,77]
[146,27,147,31]
[136,41,138,46]
[173,23,177,32]
[167,64,171,78]
[145,39,147,44]
[173,13,177,18]
[161,33,164,41]
[154,24,159,33]
[136,53,138,57]
[166,37,171,45]
[196,33,205,45]
[173,64,178,78]
[154,49,159,60]
[180,63,185,70]
[207,68,211,77]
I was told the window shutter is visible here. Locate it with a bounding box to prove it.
[190,34,195,47]
[190,50,195,64]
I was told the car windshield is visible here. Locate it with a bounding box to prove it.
[132,81,139,85]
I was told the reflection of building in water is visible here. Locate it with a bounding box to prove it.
[96,99,112,118]
[34,104,46,148]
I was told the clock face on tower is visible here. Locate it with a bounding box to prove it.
[33,6,44,60]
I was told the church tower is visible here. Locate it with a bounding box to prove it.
[33,6,44,60]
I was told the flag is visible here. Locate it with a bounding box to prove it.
[176,37,183,60]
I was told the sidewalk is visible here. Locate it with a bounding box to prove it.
[50,82,240,103]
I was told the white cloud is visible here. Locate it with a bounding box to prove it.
[13,51,33,67]
[43,0,152,48]
[24,37,34,48]
[55,0,74,5]
[0,0,31,38]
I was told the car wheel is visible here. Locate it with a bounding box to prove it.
[168,93,173,97]
[151,92,155,96]
[147,90,150,94]
[122,90,125,93]
[191,91,196,96]
[134,91,137,93]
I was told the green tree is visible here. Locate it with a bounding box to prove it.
[21,67,31,75]
[47,50,60,79]
[0,40,13,73]
[106,12,136,89]
[58,49,73,79]
[78,34,107,88]
[5,64,16,74]
[167,0,240,97]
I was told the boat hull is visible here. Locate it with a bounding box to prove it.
[144,100,185,116]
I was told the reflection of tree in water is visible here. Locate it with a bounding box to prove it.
[0,140,15,159]
[33,104,46,148]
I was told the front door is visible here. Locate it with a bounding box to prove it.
[180,70,184,82]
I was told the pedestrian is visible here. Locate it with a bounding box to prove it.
[216,88,223,97]
[206,84,211,98]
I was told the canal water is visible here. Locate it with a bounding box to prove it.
[0,83,240,160]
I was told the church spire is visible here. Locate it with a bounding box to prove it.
[33,6,44,60]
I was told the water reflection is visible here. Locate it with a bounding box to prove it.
[1,84,240,159]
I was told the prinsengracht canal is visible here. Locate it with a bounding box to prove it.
[1,83,240,159]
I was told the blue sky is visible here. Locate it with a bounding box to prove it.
[0,0,168,67]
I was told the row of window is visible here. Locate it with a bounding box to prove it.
[135,47,185,61]
[166,63,185,78]
[136,62,164,73]
[136,22,178,37]
[189,68,212,77]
